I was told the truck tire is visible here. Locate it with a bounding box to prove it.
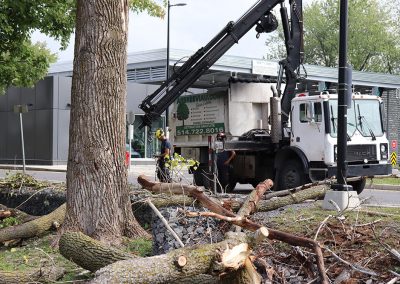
[277,159,305,191]
[348,177,366,194]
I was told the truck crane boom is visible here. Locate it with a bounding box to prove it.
[139,0,303,128]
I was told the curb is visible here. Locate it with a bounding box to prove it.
[0,165,67,173]
[365,184,400,191]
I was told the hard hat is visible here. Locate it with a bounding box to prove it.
[216,131,226,141]
[155,128,164,139]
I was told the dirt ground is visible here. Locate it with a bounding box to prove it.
[0,174,399,283]
[252,202,400,283]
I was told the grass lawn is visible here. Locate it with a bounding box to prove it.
[372,177,400,185]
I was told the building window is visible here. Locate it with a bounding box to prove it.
[126,114,165,158]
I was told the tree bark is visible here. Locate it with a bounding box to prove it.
[0,204,65,243]
[232,179,273,231]
[138,175,236,217]
[138,175,327,213]
[186,210,328,284]
[0,267,65,284]
[143,175,327,284]
[62,0,148,244]
[256,184,327,211]
[0,204,38,223]
[87,234,249,283]
[90,242,225,283]
[59,231,134,272]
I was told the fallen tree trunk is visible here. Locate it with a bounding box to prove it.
[57,177,328,283]
[232,179,273,232]
[138,175,235,218]
[90,230,266,284]
[90,241,227,283]
[221,180,273,283]
[0,204,38,223]
[59,231,134,272]
[0,203,65,243]
[0,266,65,284]
[137,175,327,213]
[138,176,327,284]
[256,184,327,211]
[184,210,328,283]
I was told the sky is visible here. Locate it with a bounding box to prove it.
[31,0,313,63]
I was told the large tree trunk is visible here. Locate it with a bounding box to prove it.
[62,0,148,244]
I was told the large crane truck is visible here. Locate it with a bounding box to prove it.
[139,0,392,193]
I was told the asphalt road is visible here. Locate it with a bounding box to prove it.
[1,168,399,207]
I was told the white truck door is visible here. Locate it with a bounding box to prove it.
[291,101,325,162]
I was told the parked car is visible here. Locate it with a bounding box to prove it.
[126,144,141,158]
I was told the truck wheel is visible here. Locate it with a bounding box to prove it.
[277,159,305,190]
[348,177,366,194]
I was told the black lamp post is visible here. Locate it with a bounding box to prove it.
[332,0,353,191]
[166,1,186,129]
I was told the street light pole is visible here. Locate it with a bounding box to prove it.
[166,1,186,132]
[13,104,29,174]
[333,0,352,191]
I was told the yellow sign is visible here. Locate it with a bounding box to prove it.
[390,152,397,166]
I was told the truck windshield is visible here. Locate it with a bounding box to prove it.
[329,99,357,138]
[355,100,383,138]
[329,99,383,138]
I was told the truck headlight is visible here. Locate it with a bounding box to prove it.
[380,143,388,159]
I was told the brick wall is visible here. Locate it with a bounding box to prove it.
[381,89,400,164]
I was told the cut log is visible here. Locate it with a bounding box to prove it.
[232,179,273,232]
[184,209,328,284]
[0,266,65,284]
[59,231,134,272]
[138,175,236,218]
[90,233,248,284]
[0,203,66,243]
[175,255,187,268]
[138,175,327,213]
[171,274,218,284]
[219,257,262,284]
[221,243,250,270]
[256,185,327,212]
[0,204,38,223]
[0,210,11,219]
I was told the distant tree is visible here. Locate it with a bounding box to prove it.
[177,101,190,126]
[0,0,74,93]
[265,0,400,74]
[0,0,165,94]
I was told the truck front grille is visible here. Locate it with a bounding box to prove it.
[347,145,376,162]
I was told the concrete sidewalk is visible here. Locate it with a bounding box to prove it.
[0,158,156,173]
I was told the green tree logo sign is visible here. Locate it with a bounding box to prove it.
[176,101,190,126]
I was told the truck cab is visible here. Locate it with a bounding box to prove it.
[238,91,391,193]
